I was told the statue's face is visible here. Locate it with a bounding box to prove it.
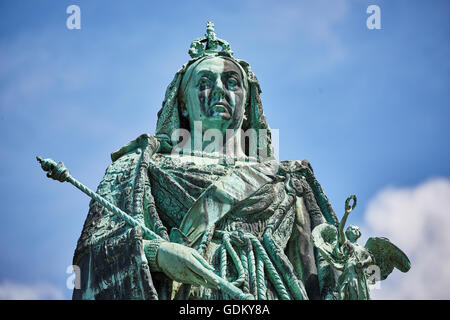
[183,57,246,133]
[345,225,361,242]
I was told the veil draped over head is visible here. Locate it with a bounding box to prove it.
[154,54,274,159]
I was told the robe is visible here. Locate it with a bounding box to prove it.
[72,133,339,300]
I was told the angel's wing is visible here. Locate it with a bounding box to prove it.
[365,237,411,281]
[311,223,344,270]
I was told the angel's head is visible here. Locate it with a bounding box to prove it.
[345,225,361,243]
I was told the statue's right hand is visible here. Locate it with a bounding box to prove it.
[156,241,220,289]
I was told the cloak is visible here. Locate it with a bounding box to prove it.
[72,133,340,300]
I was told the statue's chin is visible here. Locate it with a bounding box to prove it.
[198,113,243,134]
[206,107,231,120]
[208,112,231,120]
[201,115,233,129]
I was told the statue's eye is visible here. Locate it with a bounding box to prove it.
[226,77,238,89]
[198,77,212,88]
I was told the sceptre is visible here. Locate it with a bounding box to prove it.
[36,156,253,300]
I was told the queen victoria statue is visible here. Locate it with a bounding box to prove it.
[37,22,410,300]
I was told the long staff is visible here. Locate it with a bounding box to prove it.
[36,156,253,300]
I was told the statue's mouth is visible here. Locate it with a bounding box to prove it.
[209,102,231,117]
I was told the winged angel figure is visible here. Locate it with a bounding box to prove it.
[311,195,411,300]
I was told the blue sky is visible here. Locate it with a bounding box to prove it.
[0,0,449,299]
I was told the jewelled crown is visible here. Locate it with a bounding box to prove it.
[188,22,234,59]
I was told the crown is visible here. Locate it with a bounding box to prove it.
[188,22,234,59]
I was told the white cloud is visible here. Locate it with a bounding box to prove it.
[361,178,450,299]
[0,281,64,300]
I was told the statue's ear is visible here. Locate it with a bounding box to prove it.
[178,99,189,122]
[181,104,189,118]
[177,100,191,133]
[176,88,189,118]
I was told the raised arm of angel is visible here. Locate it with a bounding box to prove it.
[311,195,358,268]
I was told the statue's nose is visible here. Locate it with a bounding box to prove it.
[212,78,225,99]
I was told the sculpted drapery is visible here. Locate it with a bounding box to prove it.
[72,135,340,300]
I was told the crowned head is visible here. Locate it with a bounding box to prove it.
[155,22,273,160]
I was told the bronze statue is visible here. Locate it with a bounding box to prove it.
[37,22,410,300]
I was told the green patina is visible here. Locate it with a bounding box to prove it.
[37,22,410,300]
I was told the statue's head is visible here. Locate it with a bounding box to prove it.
[345,225,361,243]
[180,56,248,134]
[155,22,274,160]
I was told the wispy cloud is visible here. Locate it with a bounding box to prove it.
[244,0,350,72]
[0,281,64,300]
[361,178,450,299]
